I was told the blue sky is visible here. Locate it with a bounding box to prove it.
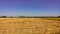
[0,0,60,16]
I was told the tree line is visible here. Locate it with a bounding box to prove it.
[0,16,60,18]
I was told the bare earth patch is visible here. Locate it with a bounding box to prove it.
[0,18,60,34]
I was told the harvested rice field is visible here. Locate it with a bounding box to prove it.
[0,18,60,34]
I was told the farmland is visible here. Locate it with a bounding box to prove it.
[0,18,60,34]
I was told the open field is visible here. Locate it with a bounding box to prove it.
[0,18,60,34]
[43,18,60,21]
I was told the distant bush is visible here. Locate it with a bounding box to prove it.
[3,16,6,18]
[58,16,60,17]
[0,16,6,18]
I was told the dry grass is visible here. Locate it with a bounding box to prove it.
[43,18,60,21]
[0,18,60,34]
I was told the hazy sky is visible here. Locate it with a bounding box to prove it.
[0,0,60,16]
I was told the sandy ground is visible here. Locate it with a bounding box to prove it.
[0,18,60,34]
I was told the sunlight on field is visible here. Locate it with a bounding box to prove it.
[43,18,60,21]
[0,18,60,34]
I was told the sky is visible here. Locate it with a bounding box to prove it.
[0,0,60,16]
